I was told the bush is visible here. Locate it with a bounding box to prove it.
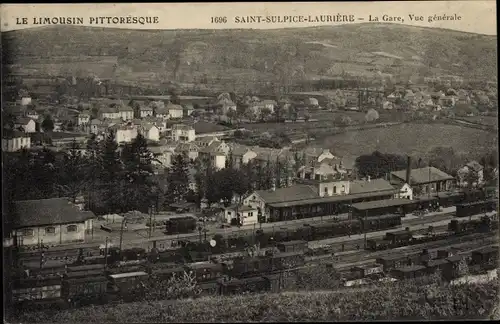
[11,278,499,322]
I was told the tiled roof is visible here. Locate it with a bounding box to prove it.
[118,105,134,112]
[231,144,252,156]
[255,184,318,204]
[351,198,415,211]
[391,167,454,184]
[175,142,199,152]
[350,178,396,194]
[3,130,29,139]
[466,161,483,172]
[167,103,183,111]
[100,107,118,114]
[15,117,33,125]
[200,141,224,154]
[12,198,95,228]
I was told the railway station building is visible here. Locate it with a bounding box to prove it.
[243,176,399,222]
[390,166,454,197]
[9,197,95,247]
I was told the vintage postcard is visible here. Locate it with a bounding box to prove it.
[1,1,498,322]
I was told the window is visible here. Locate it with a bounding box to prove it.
[324,187,328,195]
[67,225,78,232]
[341,185,346,193]
[227,211,232,216]
[23,229,34,237]
[333,186,337,194]
[45,227,56,235]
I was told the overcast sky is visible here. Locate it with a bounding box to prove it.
[1,2,496,35]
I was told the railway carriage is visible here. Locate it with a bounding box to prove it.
[186,262,224,282]
[390,265,427,280]
[62,276,108,306]
[471,246,499,271]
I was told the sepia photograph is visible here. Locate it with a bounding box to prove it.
[1,1,498,322]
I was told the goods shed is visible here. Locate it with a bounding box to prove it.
[351,198,415,218]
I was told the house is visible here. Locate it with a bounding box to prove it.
[230,144,257,168]
[382,100,394,110]
[167,103,184,119]
[20,96,32,106]
[143,117,168,133]
[77,112,91,126]
[387,92,400,103]
[150,146,175,169]
[393,183,413,200]
[199,140,230,169]
[175,142,200,162]
[171,124,196,142]
[390,166,454,197]
[155,105,170,120]
[457,161,484,188]
[118,105,135,120]
[183,103,194,117]
[243,177,398,222]
[99,107,120,120]
[113,125,138,144]
[217,98,237,115]
[14,118,36,133]
[2,131,31,152]
[90,119,103,134]
[139,106,154,118]
[138,123,160,142]
[9,197,95,246]
[195,136,219,148]
[25,110,39,120]
[223,205,259,226]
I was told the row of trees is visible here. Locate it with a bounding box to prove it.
[165,151,304,209]
[355,147,498,186]
[4,132,158,215]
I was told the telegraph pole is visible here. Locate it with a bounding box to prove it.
[104,237,109,270]
[364,211,368,249]
[119,219,127,252]
[149,206,153,240]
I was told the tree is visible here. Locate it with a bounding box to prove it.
[355,151,407,179]
[121,134,156,212]
[98,130,123,213]
[204,164,220,207]
[260,107,272,121]
[165,154,190,205]
[56,140,88,202]
[41,115,55,132]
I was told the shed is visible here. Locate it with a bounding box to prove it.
[351,198,414,217]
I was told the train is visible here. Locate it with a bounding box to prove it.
[366,215,498,251]
[455,199,497,218]
[9,248,305,310]
[337,245,499,286]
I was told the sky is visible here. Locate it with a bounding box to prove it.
[1,2,497,35]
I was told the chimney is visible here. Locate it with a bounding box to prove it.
[406,156,412,185]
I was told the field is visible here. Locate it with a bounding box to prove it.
[316,123,497,159]
[456,116,498,127]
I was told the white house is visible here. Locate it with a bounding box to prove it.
[155,105,170,120]
[394,183,413,200]
[223,204,259,226]
[14,118,36,133]
[139,106,154,118]
[99,107,120,120]
[171,124,196,142]
[139,123,160,142]
[25,110,39,120]
[2,131,31,152]
[77,112,91,126]
[10,198,95,247]
[118,105,135,120]
[457,161,484,188]
[150,146,175,169]
[114,126,138,143]
[167,103,184,119]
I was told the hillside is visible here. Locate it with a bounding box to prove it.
[10,280,500,322]
[2,24,497,92]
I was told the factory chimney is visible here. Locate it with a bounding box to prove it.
[406,156,412,185]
